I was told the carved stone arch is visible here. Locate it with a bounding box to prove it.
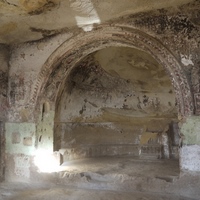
[32,25,194,117]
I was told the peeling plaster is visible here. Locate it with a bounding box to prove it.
[3,0,200,180]
[180,54,194,66]
[0,0,196,43]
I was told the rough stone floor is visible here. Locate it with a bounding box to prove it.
[0,184,196,200]
[0,157,199,200]
[60,157,180,177]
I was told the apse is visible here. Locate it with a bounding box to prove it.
[54,46,179,164]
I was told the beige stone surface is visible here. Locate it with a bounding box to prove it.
[0,0,194,43]
[0,157,199,200]
[1,0,200,193]
[0,186,193,200]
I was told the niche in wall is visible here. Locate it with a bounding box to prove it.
[54,47,179,162]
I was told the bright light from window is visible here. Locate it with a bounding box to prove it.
[34,149,60,173]
[70,0,101,32]
[75,16,100,31]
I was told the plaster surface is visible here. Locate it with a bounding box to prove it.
[180,145,200,172]
[5,123,36,155]
[0,45,9,121]
[0,0,194,43]
[1,0,200,190]
[181,116,200,145]
[54,47,178,160]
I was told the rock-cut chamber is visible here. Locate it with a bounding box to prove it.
[54,47,180,163]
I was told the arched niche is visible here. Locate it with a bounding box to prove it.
[32,25,194,118]
[54,46,181,160]
[33,25,194,156]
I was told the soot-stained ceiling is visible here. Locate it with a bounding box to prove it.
[0,0,195,44]
[56,47,177,124]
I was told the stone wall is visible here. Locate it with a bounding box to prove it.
[0,45,9,121]
[0,45,9,181]
[4,1,200,181]
[180,116,200,171]
[0,122,5,182]
[54,47,178,161]
[5,33,73,181]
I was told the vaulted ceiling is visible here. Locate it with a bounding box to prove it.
[0,0,195,44]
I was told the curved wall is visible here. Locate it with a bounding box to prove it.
[54,47,179,160]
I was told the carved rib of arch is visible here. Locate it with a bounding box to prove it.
[31,24,194,117]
